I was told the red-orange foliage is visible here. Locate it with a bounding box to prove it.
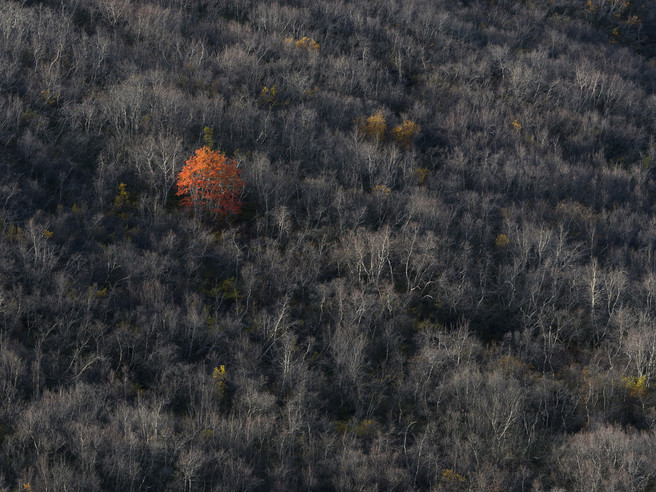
[176,146,244,217]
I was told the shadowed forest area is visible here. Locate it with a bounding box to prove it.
[2,0,656,489]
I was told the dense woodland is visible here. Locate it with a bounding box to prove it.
[2,0,656,489]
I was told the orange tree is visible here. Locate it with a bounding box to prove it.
[176,146,245,217]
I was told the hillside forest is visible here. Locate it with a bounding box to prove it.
[2,0,656,490]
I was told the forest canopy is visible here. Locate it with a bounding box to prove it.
[1,0,656,490]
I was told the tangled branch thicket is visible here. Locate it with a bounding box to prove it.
[1,0,656,489]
